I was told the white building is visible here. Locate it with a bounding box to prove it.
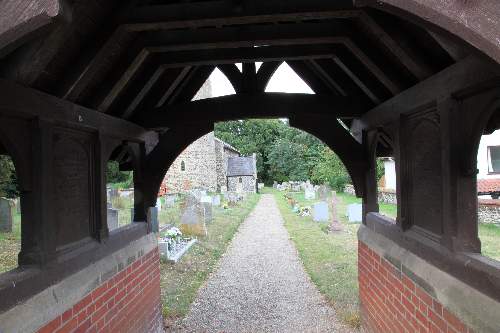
[477,129,500,179]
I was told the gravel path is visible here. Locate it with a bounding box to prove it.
[176,194,349,333]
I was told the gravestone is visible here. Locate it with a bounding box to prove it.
[202,202,213,223]
[190,188,207,201]
[107,202,112,209]
[317,185,330,201]
[212,195,221,206]
[107,208,118,231]
[200,195,212,204]
[348,204,363,223]
[329,191,343,232]
[15,198,21,214]
[149,207,159,232]
[313,201,329,222]
[226,192,239,205]
[304,185,316,200]
[258,183,265,190]
[179,195,207,237]
[109,188,118,199]
[273,181,278,189]
[0,198,13,232]
[165,195,176,208]
[156,197,162,211]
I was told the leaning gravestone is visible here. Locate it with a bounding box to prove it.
[313,201,329,222]
[348,203,363,223]
[0,198,13,232]
[107,208,118,231]
[179,195,207,237]
[304,185,316,200]
[212,195,221,206]
[149,207,159,232]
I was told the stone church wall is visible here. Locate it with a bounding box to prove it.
[228,176,256,193]
[215,139,240,191]
[163,133,218,193]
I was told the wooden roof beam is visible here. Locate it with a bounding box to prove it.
[132,93,368,129]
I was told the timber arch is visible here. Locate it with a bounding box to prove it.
[0,1,499,332]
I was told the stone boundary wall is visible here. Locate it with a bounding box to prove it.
[378,189,397,205]
[345,185,499,223]
[0,234,162,333]
[358,226,500,333]
[478,199,500,224]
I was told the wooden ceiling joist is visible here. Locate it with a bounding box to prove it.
[133,93,368,128]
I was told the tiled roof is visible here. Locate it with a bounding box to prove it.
[227,156,255,177]
[478,199,500,207]
[477,179,500,194]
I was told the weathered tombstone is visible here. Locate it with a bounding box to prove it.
[165,195,176,208]
[313,201,329,222]
[109,188,118,199]
[329,191,343,232]
[179,195,207,237]
[258,183,265,190]
[107,208,118,231]
[0,198,13,232]
[273,181,278,189]
[317,185,330,201]
[348,203,363,223]
[304,185,316,200]
[149,207,159,232]
[156,197,162,211]
[226,192,239,205]
[212,195,221,206]
[202,202,213,223]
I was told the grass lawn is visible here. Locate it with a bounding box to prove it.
[0,211,21,274]
[479,223,500,260]
[160,193,259,327]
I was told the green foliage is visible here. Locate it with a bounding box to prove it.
[106,161,133,188]
[0,155,19,199]
[215,119,349,187]
[310,147,350,191]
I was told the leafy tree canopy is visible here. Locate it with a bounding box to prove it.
[215,119,351,190]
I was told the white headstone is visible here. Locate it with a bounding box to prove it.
[305,185,316,200]
[212,195,221,206]
[348,203,363,223]
[313,202,329,222]
[156,197,162,210]
[200,195,212,204]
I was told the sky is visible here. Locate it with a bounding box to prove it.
[208,62,314,98]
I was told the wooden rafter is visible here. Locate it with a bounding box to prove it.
[133,93,368,128]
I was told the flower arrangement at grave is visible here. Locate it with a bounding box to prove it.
[160,227,192,252]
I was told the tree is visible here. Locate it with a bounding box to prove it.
[214,119,351,189]
[310,147,351,191]
[106,161,133,188]
[0,155,19,198]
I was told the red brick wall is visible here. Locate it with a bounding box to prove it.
[358,241,474,333]
[37,248,162,333]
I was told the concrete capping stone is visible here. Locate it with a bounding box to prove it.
[0,233,158,333]
[358,225,500,333]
